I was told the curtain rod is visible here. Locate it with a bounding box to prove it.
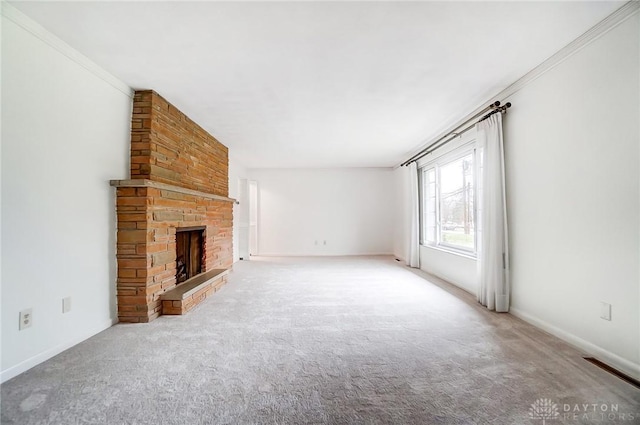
[402,102,511,166]
[400,101,500,167]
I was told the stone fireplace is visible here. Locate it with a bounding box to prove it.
[111,90,235,323]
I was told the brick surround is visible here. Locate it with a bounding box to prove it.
[111,90,234,323]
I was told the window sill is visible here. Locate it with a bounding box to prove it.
[421,244,477,261]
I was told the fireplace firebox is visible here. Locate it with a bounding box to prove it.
[176,226,205,284]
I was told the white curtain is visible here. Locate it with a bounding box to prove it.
[406,162,420,268]
[476,113,510,312]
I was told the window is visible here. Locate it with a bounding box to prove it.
[420,149,477,255]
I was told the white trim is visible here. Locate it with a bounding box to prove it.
[1,318,118,384]
[255,252,394,257]
[419,145,478,256]
[1,1,133,97]
[510,307,640,382]
[418,137,476,169]
[397,0,640,168]
[411,267,640,380]
[498,0,639,101]
[422,244,477,261]
[417,133,477,168]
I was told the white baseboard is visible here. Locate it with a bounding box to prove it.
[1,317,118,383]
[509,307,640,381]
[254,252,394,257]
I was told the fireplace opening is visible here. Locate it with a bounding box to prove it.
[176,226,205,284]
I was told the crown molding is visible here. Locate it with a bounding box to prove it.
[1,1,133,97]
[396,0,640,168]
[497,0,639,101]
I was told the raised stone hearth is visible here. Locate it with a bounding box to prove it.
[111,90,235,323]
[160,269,229,315]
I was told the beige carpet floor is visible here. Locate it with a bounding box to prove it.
[1,256,639,424]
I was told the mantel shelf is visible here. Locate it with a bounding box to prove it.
[110,179,237,203]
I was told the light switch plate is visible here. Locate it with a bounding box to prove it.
[600,302,611,321]
[63,297,72,314]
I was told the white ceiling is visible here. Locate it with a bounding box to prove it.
[10,1,623,168]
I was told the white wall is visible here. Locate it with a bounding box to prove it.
[1,6,132,382]
[503,13,639,378]
[396,10,639,379]
[419,246,476,294]
[249,168,394,256]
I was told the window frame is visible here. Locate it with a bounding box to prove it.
[419,142,478,257]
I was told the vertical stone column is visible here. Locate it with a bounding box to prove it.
[114,90,234,322]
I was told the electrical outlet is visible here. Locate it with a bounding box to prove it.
[62,297,72,314]
[600,302,611,321]
[19,309,33,330]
